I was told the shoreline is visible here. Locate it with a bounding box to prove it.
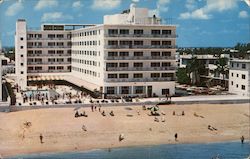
[0,103,249,158]
[5,139,250,158]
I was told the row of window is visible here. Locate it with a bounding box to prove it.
[231,62,246,69]
[72,50,100,56]
[27,66,71,71]
[231,73,246,79]
[108,29,172,35]
[27,58,71,63]
[72,58,99,66]
[27,50,71,55]
[107,73,174,79]
[27,34,71,39]
[106,62,171,68]
[107,51,171,57]
[72,41,100,46]
[231,82,246,90]
[108,40,171,46]
[72,66,99,77]
[27,42,71,47]
[72,30,100,38]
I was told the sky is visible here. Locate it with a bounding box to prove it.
[0,0,249,47]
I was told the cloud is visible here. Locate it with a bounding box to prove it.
[179,0,238,20]
[72,1,83,9]
[35,0,58,10]
[149,0,171,17]
[132,0,139,2]
[185,0,196,10]
[5,0,24,16]
[91,0,121,10]
[239,10,248,18]
[41,12,73,22]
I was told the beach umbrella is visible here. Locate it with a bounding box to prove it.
[150,105,159,112]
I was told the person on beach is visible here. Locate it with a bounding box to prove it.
[39,134,43,144]
[91,105,94,112]
[174,133,178,141]
[241,136,244,144]
[182,111,185,116]
[173,111,175,116]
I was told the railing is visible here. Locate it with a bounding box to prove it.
[27,38,71,40]
[27,46,71,48]
[27,62,71,65]
[106,66,176,71]
[105,56,175,60]
[104,77,176,83]
[105,45,177,49]
[28,54,71,57]
[105,34,178,38]
[27,70,70,73]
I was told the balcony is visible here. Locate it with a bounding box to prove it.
[27,70,70,73]
[106,66,176,72]
[27,62,71,65]
[105,45,177,49]
[104,77,175,83]
[27,54,71,57]
[27,46,71,49]
[27,37,71,41]
[105,34,178,38]
[105,56,175,60]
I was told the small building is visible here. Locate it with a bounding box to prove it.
[229,58,250,96]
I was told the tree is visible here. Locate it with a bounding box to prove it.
[176,68,190,84]
[215,57,229,88]
[186,56,205,85]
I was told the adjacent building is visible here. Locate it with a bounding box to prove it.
[15,4,177,97]
[229,59,250,96]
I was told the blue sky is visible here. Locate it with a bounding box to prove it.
[0,0,249,47]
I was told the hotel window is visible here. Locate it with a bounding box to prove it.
[134,41,143,45]
[108,74,117,79]
[231,73,233,77]
[162,89,169,95]
[162,62,171,67]
[151,52,160,56]
[35,66,42,70]
[151,73,160,78]
[20,37,23,41]
[231,63,234,68]
[151,30,160,35]
[106,87,115,94]
[20,46,23,49]
[57,50,64,54]
[237,63,239,67]
[20,54,24,57]
[134,29,143,35]
[162,73,174,78]
[48,58,55,62]
[108,29,118,35]
[134,86,144,94]
[106,63,118,67]
[236,74,239,77]
[48,34,55,38]
[151,62,160,67]
[242,74,246,79]
[134,62,143,67]
[119,74,128,78]
[21,63,23,66]
[48,50,55,54]
[120,29,129,34]
[236,84,238,88]
[119,63,129,67]
[162,52,171,56]
[121,86,129,94]
[151,41,160,45]
[162,30,171,35]
[48,66,55,70]
[28,67,33,70]
[134,52,143,56]
[242,64,246,69]
[133,73,143,78]
[21,71,23,74]
[108,52,118,57]
[108,40,118,46]
[119,52,129,57]
[162,41,171,45]
[57,58,64,62]
[231,81,233,85]
[241,85,245,90]
[57,66,64,70]
[35,58,42,63]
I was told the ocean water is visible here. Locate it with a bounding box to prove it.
[8,141,250,159]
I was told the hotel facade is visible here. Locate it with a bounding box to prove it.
[15,4,177,97]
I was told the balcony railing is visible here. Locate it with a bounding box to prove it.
[105,45,177,49]
[27,70,70,73]
[27,46,71,48]
[106,66,176,71]
[27,54,71,57]
[27,62,71,65]
[27,37,71,40]
[104,77,175,83]
[105,34,178,38]
[105,56,175,60]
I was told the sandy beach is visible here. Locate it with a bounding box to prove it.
[0,103,249,157]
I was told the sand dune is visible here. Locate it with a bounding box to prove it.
[0,103,249,157]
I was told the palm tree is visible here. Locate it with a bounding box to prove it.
[186,56,205,85]
[215,57,229,89]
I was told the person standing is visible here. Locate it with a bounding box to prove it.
[175,133,178,141]
[241,136,244,144]
[39,134,43,144]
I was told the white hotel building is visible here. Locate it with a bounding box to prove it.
[15,4,177,98]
